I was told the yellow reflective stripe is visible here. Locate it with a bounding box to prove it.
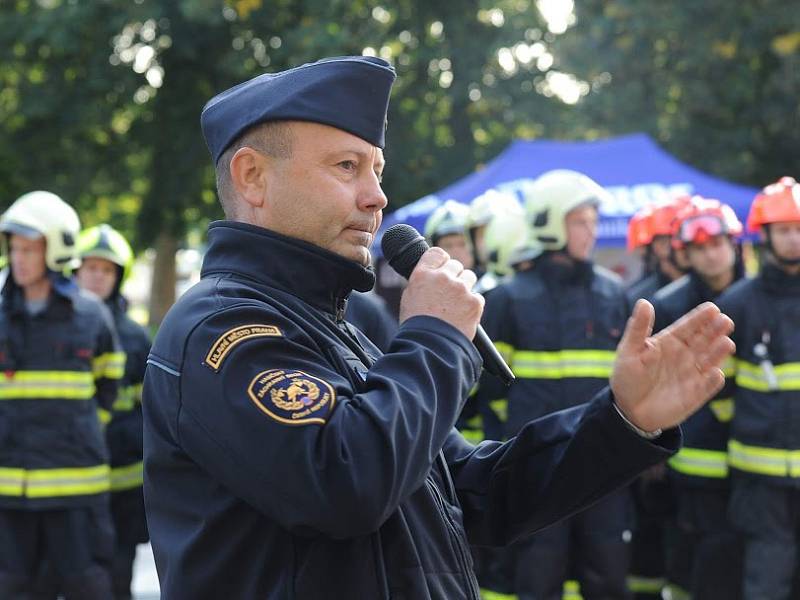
[92,352,126,380]
[722,357,736,378]
[709,397,734,422]
[0,467,25,496]
[0,465,111,498]
[669,447,728,478]
[0,370,95,399]
[512,349,615,379]
[480,589,517,600]
[110,461,143,492]
[728,439,800,477]
[112,383,142,412]
[627,575,666,594]
[562,579,583,600]
[493,341,514,366]
[461,429,484,444]
[97,407,112,425]
[735,360,800,392]
[489,398,508,423]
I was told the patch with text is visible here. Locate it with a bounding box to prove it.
[204,324,282,371]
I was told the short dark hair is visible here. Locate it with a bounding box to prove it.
[215,121,294,218]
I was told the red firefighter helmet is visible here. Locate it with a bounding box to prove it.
[747,176,800,232]
[671,195,743,249]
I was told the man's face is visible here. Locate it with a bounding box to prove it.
[651,235,673,261]
[435,233,474,270]
[259,122,388,267]
[76,257,119,300]
[685,235,735,280]
[9,234,47,288]
[766,222,800,262]
[564,204,598,261]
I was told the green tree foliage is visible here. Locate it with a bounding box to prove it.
[553,0,800,185]
[0,0,796,323]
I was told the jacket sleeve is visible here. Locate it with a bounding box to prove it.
[174,307,482,539]
[93,304,124,412]
[443,388,681,547]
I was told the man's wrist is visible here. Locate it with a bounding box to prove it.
[613,402,662,440]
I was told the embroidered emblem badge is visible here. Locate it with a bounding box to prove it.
[247,369,336,426]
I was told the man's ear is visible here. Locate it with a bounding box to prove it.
[230,147,269,209]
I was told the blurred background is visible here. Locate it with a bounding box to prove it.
[2,0,797,329]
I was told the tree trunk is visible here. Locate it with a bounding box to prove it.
[148,231,178,329]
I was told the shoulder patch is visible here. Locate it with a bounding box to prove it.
[204,324,282,371]
[247,369,336,426]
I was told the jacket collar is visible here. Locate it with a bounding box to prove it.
[1,272,77,319]
[760,261,800,296]
[201,221,376,317]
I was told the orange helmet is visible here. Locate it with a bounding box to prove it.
[627,205,654,251]
[747,176,800,232]
[672,195,743,249]
[626,195,692,251]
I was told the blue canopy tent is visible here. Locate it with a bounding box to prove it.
[376,133,759,256]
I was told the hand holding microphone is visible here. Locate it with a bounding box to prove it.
[382,224,515,385]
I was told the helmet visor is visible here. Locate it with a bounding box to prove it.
[0,221,43,240]
[677,214,726,245]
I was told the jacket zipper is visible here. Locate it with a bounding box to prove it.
[425,476,481,600]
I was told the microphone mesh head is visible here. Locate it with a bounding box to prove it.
[381,224,429,279]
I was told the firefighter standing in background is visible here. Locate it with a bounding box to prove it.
[717,177,800,600]
[625,196,691,598]
[481,169,633,600]
[466,189,523,281]
[0,192,123,598]
[75,224,151,600]
[627,197,690,303]
[651,196,745,600]
[424,200,474,269]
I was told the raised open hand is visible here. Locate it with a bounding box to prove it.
[611,300,735,433]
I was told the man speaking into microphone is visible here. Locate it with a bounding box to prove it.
[143,56,734,600]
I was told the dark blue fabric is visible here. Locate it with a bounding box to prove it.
[201,56,396,163]
[143,221,680,599]
[377,133,759,252]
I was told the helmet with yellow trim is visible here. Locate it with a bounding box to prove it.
[424,200,471,247]
[524,169,611,251]
[0,190,81,273]
[77,224,135,285]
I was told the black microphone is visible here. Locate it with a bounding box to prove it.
[381,224,515,386]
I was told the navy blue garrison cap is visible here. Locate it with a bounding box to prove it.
[201,56,396,163]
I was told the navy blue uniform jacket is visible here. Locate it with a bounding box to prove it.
[143,221,680,599]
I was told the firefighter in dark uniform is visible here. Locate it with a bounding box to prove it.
[627,197,690,303]
[625,196,692,599]
[651,196,745,600]
[75,224,151,600]
[469,205,539,599]
[717,177,800,600]
[0,191,123,599]
[481,169,635,599]
[142,56,735,600]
